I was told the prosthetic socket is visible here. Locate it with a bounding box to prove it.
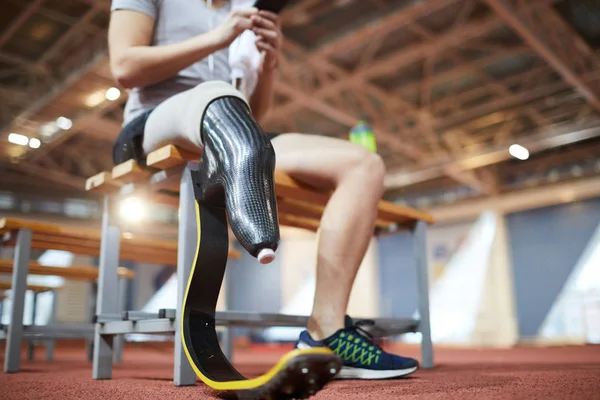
[191,95,280,262]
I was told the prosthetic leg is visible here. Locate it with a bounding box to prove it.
[181,83,341,399]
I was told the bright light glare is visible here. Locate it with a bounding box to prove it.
[56,116,73,130]
[85,91,105,107]
[29,138,41,149]
[8,133,29,146]
[105,87,121,101]
[119,197,146,222]
[509,144,529,160]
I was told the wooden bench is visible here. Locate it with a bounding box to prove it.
[0,259,138,363]
[86,144,434,232]
[84,142,434,384]
[0,279,63,360]
[1,217,176,373]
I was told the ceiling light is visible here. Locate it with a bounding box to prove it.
[40,122,60,138]
[105,87,121,101]
[29,138,41,149]
[56,116,73,130]
[8,133,29,146]
[509,144,529,160]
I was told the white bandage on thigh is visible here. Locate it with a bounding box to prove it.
[142,80,250,154]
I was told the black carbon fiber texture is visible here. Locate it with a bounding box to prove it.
[192,96,280,257]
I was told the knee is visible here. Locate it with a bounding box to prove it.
[350,150,386,185]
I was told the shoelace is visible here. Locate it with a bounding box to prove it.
[352,319,376,341]
[350,318,387,351]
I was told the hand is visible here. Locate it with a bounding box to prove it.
[212,8,258,48]
[251,10,283,71]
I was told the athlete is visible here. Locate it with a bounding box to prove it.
[109,0,418,380]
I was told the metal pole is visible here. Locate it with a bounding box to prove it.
[4,228,32,373]
[414,221,434,368]
[92,196,121,379]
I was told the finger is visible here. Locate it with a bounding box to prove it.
[256,40,276,55]
[255,34,279,50]
[258,10,280,23]
[251,15,277,30]
[233,7,259,17]
[252,27,278,40]
[236,18,254,31]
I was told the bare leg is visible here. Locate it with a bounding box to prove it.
[271,133,385,340]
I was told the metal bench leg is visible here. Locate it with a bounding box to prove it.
[221,326,234,361]
[92,196,121,380]
[27,292,38,361]
[414,221,433,369]
[86,282,97,362]
[4,228,32,373]
[174,164,199,387]
[113,278,127,364]
[46,290,57,361]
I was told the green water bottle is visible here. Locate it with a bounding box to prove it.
[349,120,377,153]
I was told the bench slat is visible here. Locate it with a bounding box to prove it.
[376,200,434,225]
[3,238,239,266]
[146,145,201,170]
[0,281,60,293]
[85,172,123,193]
[278,213,320,232]
[112,159,152,183]
[0,260,135,280]
[0,218,241,263]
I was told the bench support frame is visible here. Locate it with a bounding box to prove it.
[4,228,32,373]
[92,197,121,380]
[414,220,433,368]
[174,165,200,386]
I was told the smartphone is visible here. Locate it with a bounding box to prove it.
[252,0,291,14]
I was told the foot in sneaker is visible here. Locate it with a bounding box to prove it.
[295,315,418,380]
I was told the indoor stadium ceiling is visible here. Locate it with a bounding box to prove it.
[0,0,600,209]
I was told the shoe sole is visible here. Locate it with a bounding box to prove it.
[335,366,418,380]
[228,351,343,400]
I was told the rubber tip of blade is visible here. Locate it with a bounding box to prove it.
[257,248,276,264]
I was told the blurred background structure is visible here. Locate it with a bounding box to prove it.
[0,0,599,353]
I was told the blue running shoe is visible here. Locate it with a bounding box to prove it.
[295,315,419,380]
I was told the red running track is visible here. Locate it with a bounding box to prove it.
[1,343,599,399]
